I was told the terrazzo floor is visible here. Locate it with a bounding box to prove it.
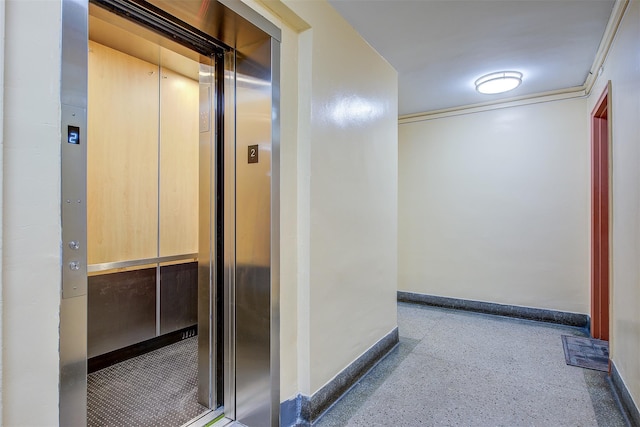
[315,302,628,427]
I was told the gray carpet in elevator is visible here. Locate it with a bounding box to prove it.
[88,337,207,427]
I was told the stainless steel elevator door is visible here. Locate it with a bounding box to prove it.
[234,40,275,425]
[197,58,219,410]
[61,1,279,425]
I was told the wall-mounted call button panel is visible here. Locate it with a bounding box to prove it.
[61,104,87,299]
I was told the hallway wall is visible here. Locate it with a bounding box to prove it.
[1,0,62,425]
[246,0,399,399]
[292,1,398,396]
[588,0,640,413]
[399,98,590,314]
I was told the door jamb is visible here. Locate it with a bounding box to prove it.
[590,81,611,342]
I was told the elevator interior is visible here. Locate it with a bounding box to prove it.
[86,8,211,425]
[59,0,281,425]
[87,9,203,365]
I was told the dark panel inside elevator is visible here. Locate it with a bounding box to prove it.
[88,268,156,358]
[160,262,198,334]
[88,263,199,360]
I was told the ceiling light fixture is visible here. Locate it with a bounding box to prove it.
[475,71,523,94]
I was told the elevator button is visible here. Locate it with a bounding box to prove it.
[68,240,80,250]
[69,261,80,271]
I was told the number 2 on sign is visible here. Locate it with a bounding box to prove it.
[248,144,259,164]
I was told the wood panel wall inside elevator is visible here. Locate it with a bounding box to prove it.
[87,34,200,361]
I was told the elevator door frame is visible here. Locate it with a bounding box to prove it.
[59,0,281,425]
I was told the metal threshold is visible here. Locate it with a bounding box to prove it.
[181,410,246,427]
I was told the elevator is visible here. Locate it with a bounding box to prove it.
[59,1,280,426]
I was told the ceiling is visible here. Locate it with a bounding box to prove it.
[327,0,616,116]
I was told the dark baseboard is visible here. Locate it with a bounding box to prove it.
[280,327,399,427]
[88,325,197,373]
[610,361,640,427]
[398,291,589,329]
[280,394,308,427]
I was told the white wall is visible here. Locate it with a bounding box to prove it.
[297,1,398,394]
[2,0,62,425]
[588,0,640,413]
[399,98,590,314]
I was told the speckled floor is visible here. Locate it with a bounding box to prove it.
[315,302,628,427]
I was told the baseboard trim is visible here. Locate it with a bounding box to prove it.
[610,361,640,427]
[88,325,197,373]
[398,291,589,328]
[280,327,399,426]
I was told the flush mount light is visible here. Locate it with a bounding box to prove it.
[475,71,523,94]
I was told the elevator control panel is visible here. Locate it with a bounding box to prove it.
[61,105,87,299]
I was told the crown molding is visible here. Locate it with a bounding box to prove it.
[584,0,630,95]
[398,87,585,124]
[399,0,630,124]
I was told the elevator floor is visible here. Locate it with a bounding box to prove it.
[88,337,207,426]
